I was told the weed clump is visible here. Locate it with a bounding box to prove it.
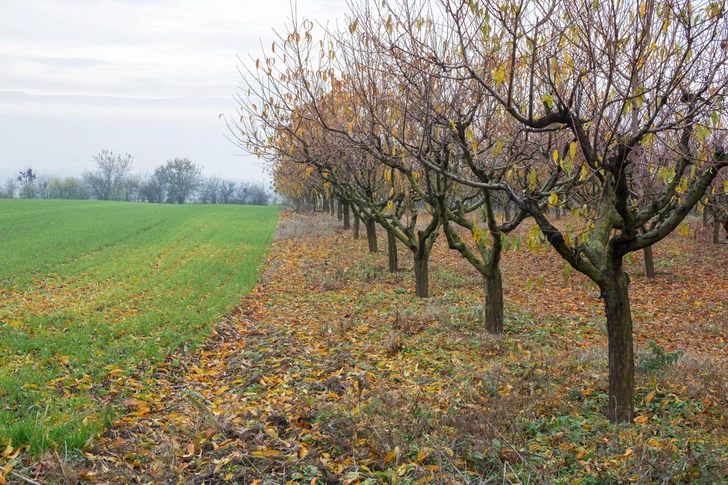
[637,340,683,373]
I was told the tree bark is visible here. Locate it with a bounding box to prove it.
[643,246,655,279]
[343,201,350,230]
[414,252,430,298]
[353,211,360,239]
[600,270,635,423]
[365,219,378,252]
[337,200,343,221]
[330,199,336,216]
[484,268,504,334]
[322,197,329,214]
[387,228,398,272]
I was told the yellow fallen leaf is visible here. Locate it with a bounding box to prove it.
[416,448,429,463]
[2,440,11,455]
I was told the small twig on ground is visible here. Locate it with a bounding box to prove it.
[10,471,43,485]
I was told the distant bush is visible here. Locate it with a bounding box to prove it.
[0,178,18,199]
[46,176,90,200]
[199,178,274,206]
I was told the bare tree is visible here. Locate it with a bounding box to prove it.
[83,150,133,200]
[220,180,237,204]
[201,177,222,204]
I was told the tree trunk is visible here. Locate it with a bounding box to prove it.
[484,269,504,334]
[322,197,329,214]
[414,252,430,298]
[365,219,378,252]
[643,246,655,279]
[337,201,343,221]
[503,201,511,221]
[714,218,721,244]
[387,228,398,272]
[353,211,360,240]
[601,270,635,423]
[343,201,350,230]
[330,200,336,216]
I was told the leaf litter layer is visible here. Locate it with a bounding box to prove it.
[6,211,727,484]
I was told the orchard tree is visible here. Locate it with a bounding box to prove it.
[704,173,728,242]
[424,0,728,422]
[336,0,542,312]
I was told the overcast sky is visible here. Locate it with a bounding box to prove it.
[0,0,349,182]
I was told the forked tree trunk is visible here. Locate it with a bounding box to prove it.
[353,211,360,240]
[343,201,350,230]
[387,228,398,272]
[365,219,378,252]
[643,246,656,279]
[601,270,635,423]
[484,268,504,334]
[414,252,430,298]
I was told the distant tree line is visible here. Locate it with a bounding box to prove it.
[0,150,274,206]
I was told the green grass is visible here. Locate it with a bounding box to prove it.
[0,199,279,453]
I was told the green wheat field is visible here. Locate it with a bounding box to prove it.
[0,200,279,452]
